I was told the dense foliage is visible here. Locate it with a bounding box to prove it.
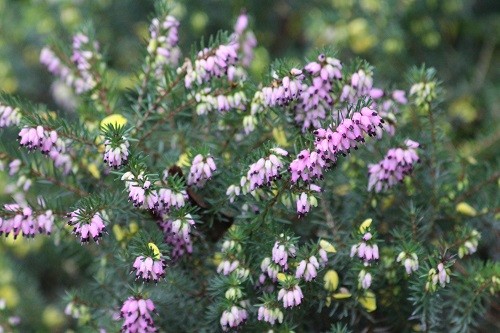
[0,1,498,332]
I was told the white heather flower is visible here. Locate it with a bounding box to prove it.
[257,305,283,325]
[396,251,419,275]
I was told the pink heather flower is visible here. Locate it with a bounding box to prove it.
[437,263,450,287]
[257,305,283,325]
[157,188,188,212]
[340,69,374,104]
[121,172,157,209]
[0,104,21,128]
[132,255,166,283]
[358,270,372,289]
[261,257,279,281]
[350,232,379,265]
[289,149,326,183]
[262,68,305,107]
[277,284,303,308]
[157,217,193,260]
[294,54,342,131]
[246,153,284,191]
[232,12,257,67]
[234,13,249,35]
[295,256,320,281]
[169,213,196,241]
[187,154,216,187]
[148,15,181,72]
[103,138,129,169]
[183,42,239,88]
[217,259,240,275]
[368,139,420,192]
[0,204,53,239]
[220,305,248,331]
[71,33,98,94]
[68,209,107,244]
[120,297,157,333]
[40,47,76,87]
[8,159,21,176]
[392,89,408,104]
[272,238,296,267]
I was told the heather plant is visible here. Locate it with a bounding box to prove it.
[0,2,498,333]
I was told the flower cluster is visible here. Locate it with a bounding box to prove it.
[272,235,297,268]
[257,304,283,325]
[0,203,53,239]
[458,229,480,258]
[187,154,216,187]
[245,151,286,191]
[156,213,195,260]
[294,54,343,131]
[147,15,181,73]
[132,255,166,283]
[220,305,248,331]
[425,263,451,292]
[296,184,321,217]
[71,33,99,94]
[18,126,72,174]
[40,32,99,94]
[18,126,58,152]
[260,257,280,284]
[277,283,304,308]
[350,231,380,265]
[233,13,257,67]
[396,251,419,275]
[103,137,129,169]
[262,68,305,107]
[183,42,239,88]
[119,297,157,333]
[0,103,21,128]
[68,209,107,244]
[358,269,372,290]
[290,107,385,184]
[340,69,374,104]
[216,235,246,276]
[367,139,420,192]
[194,89,247,115]
[226,148,288,201]
[121,172,156,209]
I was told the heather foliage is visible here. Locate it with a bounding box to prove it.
[0,1,498,332]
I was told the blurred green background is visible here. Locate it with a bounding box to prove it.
[0,0,498,331]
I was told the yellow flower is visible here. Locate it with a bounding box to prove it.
[332,287,352,299]
[176,152,191,167]
[100,114,127,129]
[87,163,100,179]
[113,224,125,242]
[456,202,477,217]
[0,285,19,308]
[323,270,339,291]
[358,290,377,312]
[359,218,372,233]
[320,240,337,253]
[277,273,287,282]
[148,242,161,260]
[272,127,289,147]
